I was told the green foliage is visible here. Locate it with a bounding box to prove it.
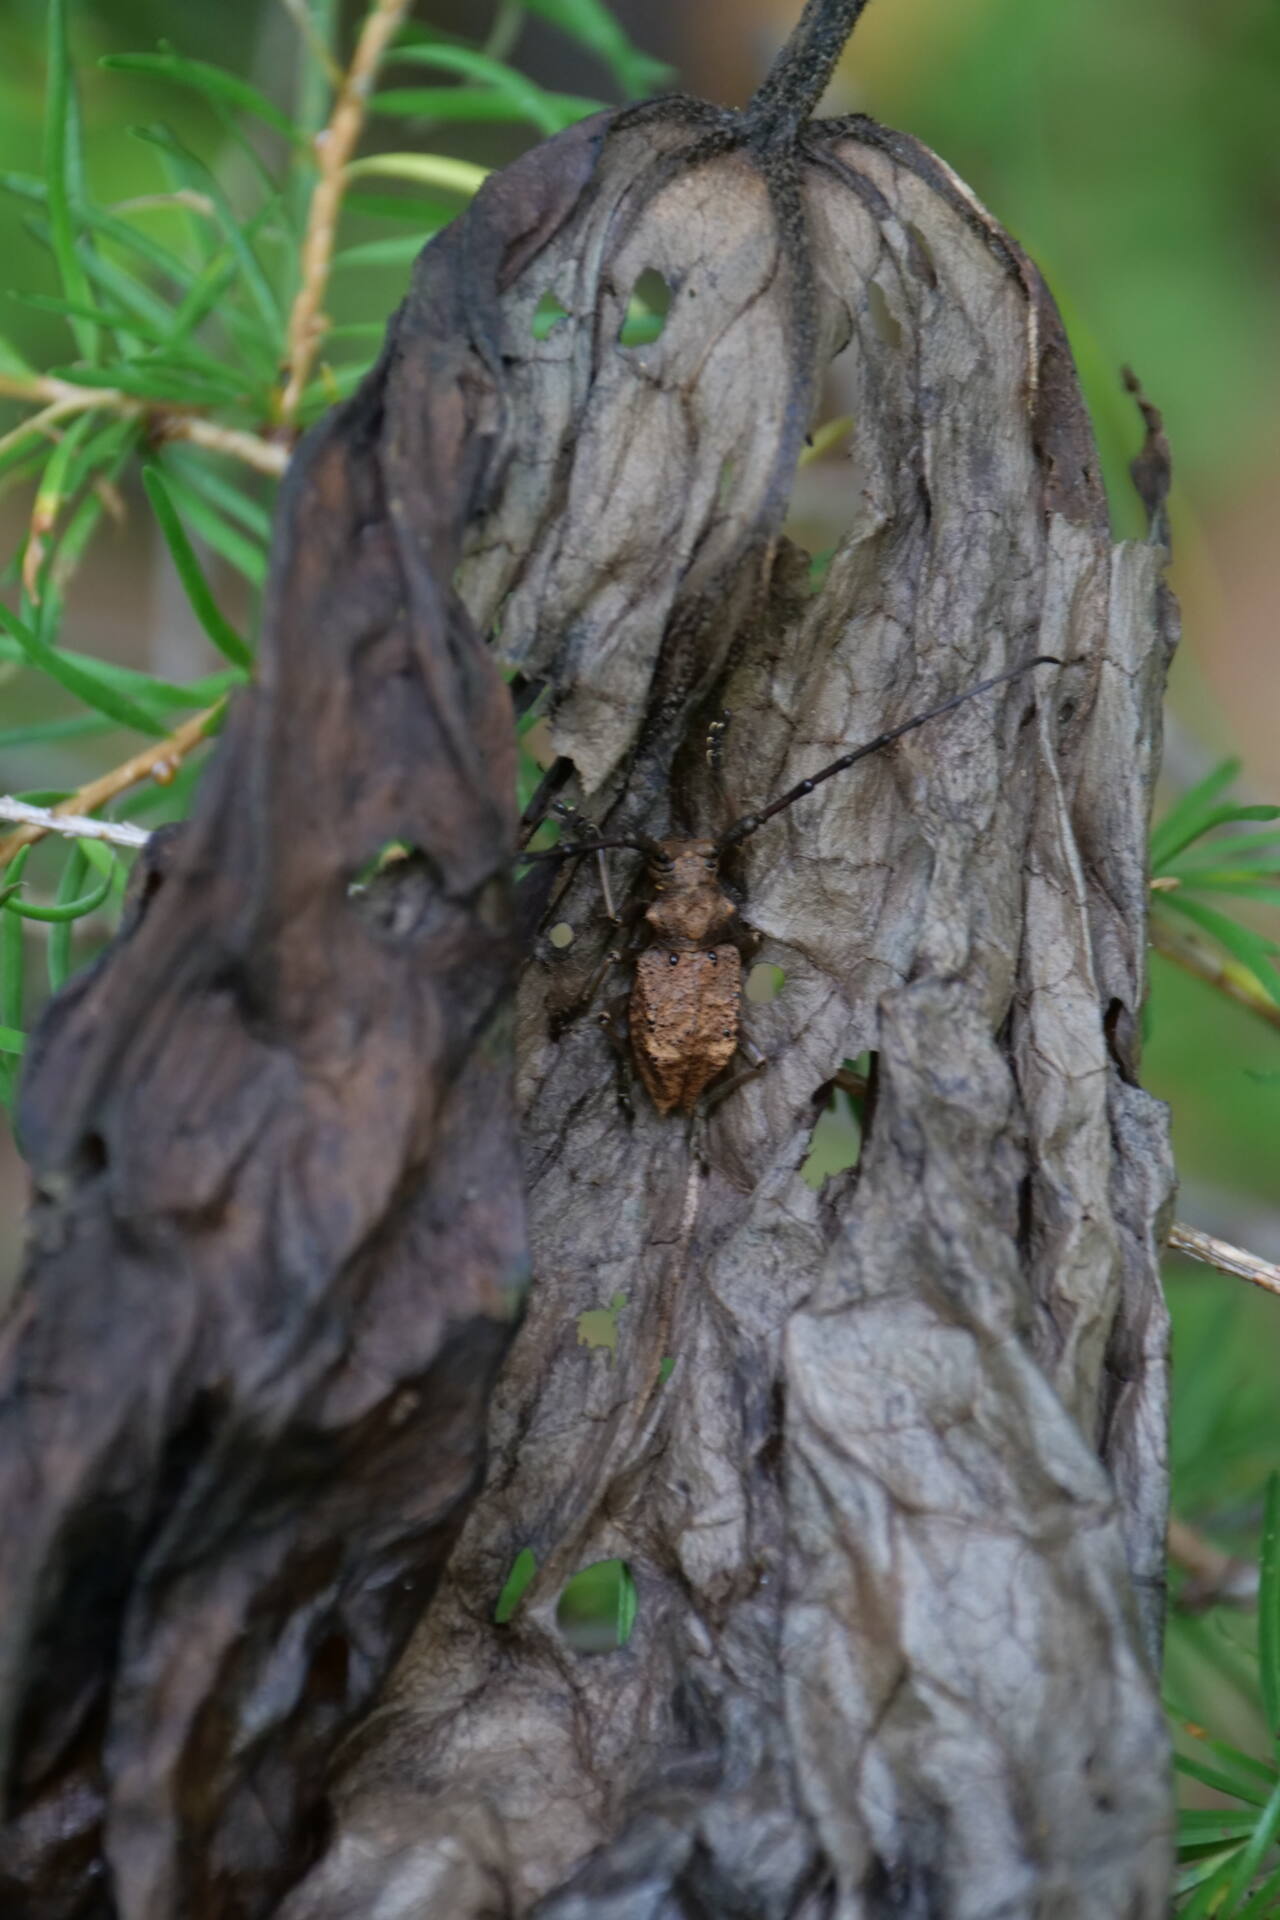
[3,11,1280,1890]
[0,0,659,1109]
[556,1558,638,1653]
[1151,760,1280,1007]
[494,1546,538,1624]
[1170,1482,1280,1913]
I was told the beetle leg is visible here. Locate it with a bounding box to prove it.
[598,994,635,1119]
[738,1032,767,1072]
[703,1031,768,1114]
[579,901,643,1010]
[549,896,646,1036]
[727,917,763,963]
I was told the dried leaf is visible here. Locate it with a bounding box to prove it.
[0,4,1177,1916]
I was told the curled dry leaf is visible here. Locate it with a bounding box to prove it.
[0,108,609,1920]
[287,12,1176,1920]
[0,1,1178,1916]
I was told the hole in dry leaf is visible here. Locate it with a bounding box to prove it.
[746,962,785,1004]
[520,718,556,772]
[531,289,570,338]
[557,1559,638,1653]
[576,1292,626,1360]
[349,841,412,892]
[867,282,902,349]
[348,844,455,941]
[801,1054,872,1190]
[494,1547,537,1625]
[801,1092,861,1190]
[809,547,837,595]
[549,922,575,950]
[619,267,673,348]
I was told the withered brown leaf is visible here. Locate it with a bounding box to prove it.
[0,2,1177,1916]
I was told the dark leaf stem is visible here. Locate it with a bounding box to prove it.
[744,0,875,142]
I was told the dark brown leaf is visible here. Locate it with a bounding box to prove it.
[0,4,1178,1916]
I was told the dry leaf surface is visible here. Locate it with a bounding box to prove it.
[285,88,1177,1920]
[0,4,1177,1914]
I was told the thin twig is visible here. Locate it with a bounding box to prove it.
[109,190,218,221]
[278,0,345,90]
[1168,1220,1280,1302]
[1167,1515,1259,1613]
[165,414,289,476]
[484,0,525,63]
[0,705,220,866]
[1151,913,1280,1035]
[279,0,414,425]
[0,374,288,478]
[0,798,150,850]
[0,395,85,463]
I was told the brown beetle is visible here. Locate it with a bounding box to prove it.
[528,655,1057,1115]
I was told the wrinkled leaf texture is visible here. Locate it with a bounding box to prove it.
[0,2,1177,1916]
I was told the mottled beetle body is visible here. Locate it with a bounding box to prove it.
[527,657,1058,1115]
[631,838,744,1114]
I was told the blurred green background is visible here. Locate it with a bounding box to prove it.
[0,0,1278,1861]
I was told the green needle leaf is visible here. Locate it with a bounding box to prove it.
[0,846,30,1111]
[0,714,114,750]
[5,844,113,924]
[101,52,303,143]
[493,1548,537,1624]
[156,464,266,588]
[128,123,282,332]
[46,842,87,985]
[1158,804,1280,871]
[1235,1861,1280,1919]
[142,466,254,669]
[0,600,168,737]
[1151,759,1241,869]
[1174,1753,1274,1813]
[1259,1477,1280,1752]
[1158,893,1280,1005]
[615,1561,638,1646]
[522,0,673,96]
[380,43,598,135]
[1221,1774,1280,1915]
[45,0,97,363]
[370,84,600,130]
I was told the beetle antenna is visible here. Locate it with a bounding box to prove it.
[717,654,1061,851]
[520,832,667,864]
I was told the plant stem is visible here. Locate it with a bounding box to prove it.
[1168,1220,1280,1302]
[1166,1515,1259,1611]
[745,0,873,139]
[0,705,221,866]
[484,0,525,64]
[1151,913,1280,1035]
[0,375,288,477]
[0,799,150,850]
[279,0,414,426]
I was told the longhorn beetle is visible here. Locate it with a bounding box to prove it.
[525,655,1059,1116]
